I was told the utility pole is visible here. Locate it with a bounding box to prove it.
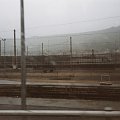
[42,43,43,56]
[70,36,72,58]
[92,49,94,63]
[70,36,73,71]
[13,29,17,69]
[20,0,26,110]
[42,43,44,64]
[92,49,94,57]
[2,39,6,57]
[0,40,1,56]
[27,46,28,56]
[2,39,6,70]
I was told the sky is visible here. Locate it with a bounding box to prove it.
[0,0,120,38]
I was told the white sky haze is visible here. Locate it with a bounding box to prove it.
[0,0,120,37]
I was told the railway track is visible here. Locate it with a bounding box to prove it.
[0,84,119,101]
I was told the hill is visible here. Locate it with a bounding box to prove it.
[5,26,120,56]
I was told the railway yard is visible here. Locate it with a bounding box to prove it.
[0,55,120,110]
[0,84,120,101]
[1,1,120,119]
[0,68,119,101]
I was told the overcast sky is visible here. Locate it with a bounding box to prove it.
[0,0,120,38]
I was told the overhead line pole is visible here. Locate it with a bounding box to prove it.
[70,36,73,71]
[27,46,28,56]
[2,39,6,70]
[13,29,17,69]
[20,0,26,110]
[42,43,43,56]
[70,36,72,58]
[42,43,44,64]
[0,40,1,56]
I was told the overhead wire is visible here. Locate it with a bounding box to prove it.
[25,15,120,30]
[0,15,120,34]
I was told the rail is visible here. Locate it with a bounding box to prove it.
[0,110,119,116]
